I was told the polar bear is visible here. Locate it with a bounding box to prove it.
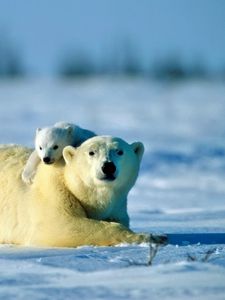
[0,137,166,247]
[22,122,96,184]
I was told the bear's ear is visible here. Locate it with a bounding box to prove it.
[131,142,144,162]
[36,128,42,134]
[63,146,76,164]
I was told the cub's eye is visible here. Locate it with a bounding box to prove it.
[39,146,42,150]
[117,150,124,156]
[53,145,58,150]
[89,151,95,156]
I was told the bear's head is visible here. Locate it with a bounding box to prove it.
[63,136,144,195]
[35,125,73,164]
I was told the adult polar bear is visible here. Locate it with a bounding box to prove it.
[0,136,165,247]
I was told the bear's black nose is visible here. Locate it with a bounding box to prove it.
[102,161,116,175]
[43,157,51,164]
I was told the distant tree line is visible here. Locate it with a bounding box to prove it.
[151,57,208,81]
[0,36,24,78]
[0,34,224,80]
[58,50,210,80]
[58,42,142,78]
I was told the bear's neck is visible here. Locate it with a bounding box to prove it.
[83,184,127,220]
[66,172,127,220]
[33,161,76,207]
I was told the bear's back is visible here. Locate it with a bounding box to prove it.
[0,146,32,244]
[0,145,31,174]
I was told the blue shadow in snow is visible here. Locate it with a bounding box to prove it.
[142,146,225,172]
[167,233,225,245]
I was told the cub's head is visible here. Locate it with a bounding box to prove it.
[35,125,73,164]
[63,136,144,193]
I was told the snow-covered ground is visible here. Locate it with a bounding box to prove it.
[0,78,225,299]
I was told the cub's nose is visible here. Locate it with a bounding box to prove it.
[102,161,116,175]
[43,157,51,164]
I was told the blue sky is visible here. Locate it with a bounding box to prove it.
[0,0,224,75]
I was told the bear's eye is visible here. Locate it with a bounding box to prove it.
[117,150,124,156]
[89,151,95,156]
[53,145,58,150]
[39,146,42,150]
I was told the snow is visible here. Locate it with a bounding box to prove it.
[0,78,225,299]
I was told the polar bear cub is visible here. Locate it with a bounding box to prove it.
[22,122,96,184]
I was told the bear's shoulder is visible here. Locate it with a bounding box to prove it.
[0,145,31,164]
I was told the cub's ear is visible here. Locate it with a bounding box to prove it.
[131,142,144,162]
[65,125,73,136]
[63,146,76,164]
[36,128,42,134]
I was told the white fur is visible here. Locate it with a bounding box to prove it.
[22,122,96,184]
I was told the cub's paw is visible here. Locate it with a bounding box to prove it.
[21,171,35,185]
